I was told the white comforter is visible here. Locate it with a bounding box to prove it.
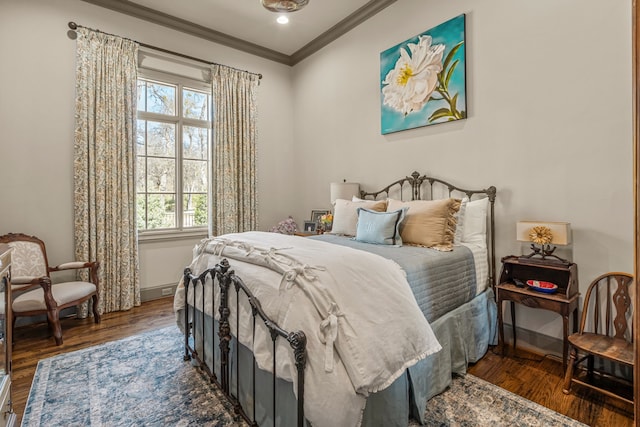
[174,231,441,426]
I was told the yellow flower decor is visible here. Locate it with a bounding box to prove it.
[529,226,553,245]
[320,213,333,226]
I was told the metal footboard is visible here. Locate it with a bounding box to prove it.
[182,259,307,426]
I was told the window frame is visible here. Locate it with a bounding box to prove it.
[136,69,212,240]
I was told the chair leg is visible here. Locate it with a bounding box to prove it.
[11,316,16,345]
[46,308,63,346]
[562,347,577,394]
[91,294,101,324]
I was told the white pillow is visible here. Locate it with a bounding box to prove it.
[330,199,388,236]
[461,197,489,246]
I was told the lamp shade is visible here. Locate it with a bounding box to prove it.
[330,182,360,205]
[516,221,571,245]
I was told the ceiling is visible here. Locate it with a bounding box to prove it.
[81,0,397,65]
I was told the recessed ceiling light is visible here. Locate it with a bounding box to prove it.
[277,15,289,24]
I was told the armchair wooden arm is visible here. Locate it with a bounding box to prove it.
[49,261,99,272]
[49,261,100,292]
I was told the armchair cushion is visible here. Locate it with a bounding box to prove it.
[12,281,97,313]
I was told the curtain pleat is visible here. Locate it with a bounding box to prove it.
[210,65,259,235]
[74,28,140,315]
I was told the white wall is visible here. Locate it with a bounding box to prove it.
[291,0,634,345]
[0,0,295,293]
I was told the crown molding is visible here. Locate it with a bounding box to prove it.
[290,0,396,65]
[80,0,396,66]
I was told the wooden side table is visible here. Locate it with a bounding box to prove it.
[497,256,579,368]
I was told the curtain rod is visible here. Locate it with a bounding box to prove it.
[67,22,262,80]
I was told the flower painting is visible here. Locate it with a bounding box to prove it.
[380,14,466,134]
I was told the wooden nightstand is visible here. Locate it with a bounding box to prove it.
[497,255,579,368]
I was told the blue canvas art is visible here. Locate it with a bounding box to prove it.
[380,14,466,134]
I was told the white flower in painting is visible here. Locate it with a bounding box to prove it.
[382,35,445,115]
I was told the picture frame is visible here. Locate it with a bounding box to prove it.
[380,14,467,134]
[303,221,317,233]
[311,210,330,225]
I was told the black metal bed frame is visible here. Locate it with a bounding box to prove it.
[181,171,496,426]
[182,259,308,426]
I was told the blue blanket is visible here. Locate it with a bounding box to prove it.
[310,234,477,322]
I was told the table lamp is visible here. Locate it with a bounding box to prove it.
[516,221,571,264]
[330,180,360,205]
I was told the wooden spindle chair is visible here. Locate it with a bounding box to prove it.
[562,272,634,405]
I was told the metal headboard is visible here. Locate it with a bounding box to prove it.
[360,171,497,289]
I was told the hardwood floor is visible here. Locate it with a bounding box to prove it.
[468,346,634,426]
[10,297,635,426]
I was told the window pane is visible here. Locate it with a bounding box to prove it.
[147,121,175,157]
[136,120,146,155]
[136,157,146,192]
[137,81,146,112]
[183,193,208,227]
[147,158,175,192]
[183,126,209,160]
[183,89,209,120]
[137,75,211,232]
[183,159,207,193]
[146,82,176,116]
[146,194,176,229]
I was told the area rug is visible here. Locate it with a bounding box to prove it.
[23,326,586,426]
[420,374,586,427]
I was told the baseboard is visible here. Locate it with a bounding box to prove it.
[502,324,564,360]
[141,284,177,302]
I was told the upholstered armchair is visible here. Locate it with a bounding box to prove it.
[0,233,100,345]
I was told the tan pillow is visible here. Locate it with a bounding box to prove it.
[330,199,388,236]
[387,198,461,251]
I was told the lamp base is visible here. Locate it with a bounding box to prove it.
[519,244,570,265]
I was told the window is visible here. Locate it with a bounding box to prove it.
[136,74,211,233]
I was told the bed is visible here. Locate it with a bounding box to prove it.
[174,171,498,426]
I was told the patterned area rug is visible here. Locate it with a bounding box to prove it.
[23,326,586,427]
[420,374,586,427]
[22,326,241,427]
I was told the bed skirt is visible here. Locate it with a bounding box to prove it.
[184,288,497,426]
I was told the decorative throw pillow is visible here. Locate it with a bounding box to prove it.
[453,197,469,244]
[330,199,387,236]
[269,216,299,235]
[354,207,407,245]
[386,198,461,251]
[461,197,489,247]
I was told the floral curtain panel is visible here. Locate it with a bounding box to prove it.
[210,65,259,235]
[74,28,140,315]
